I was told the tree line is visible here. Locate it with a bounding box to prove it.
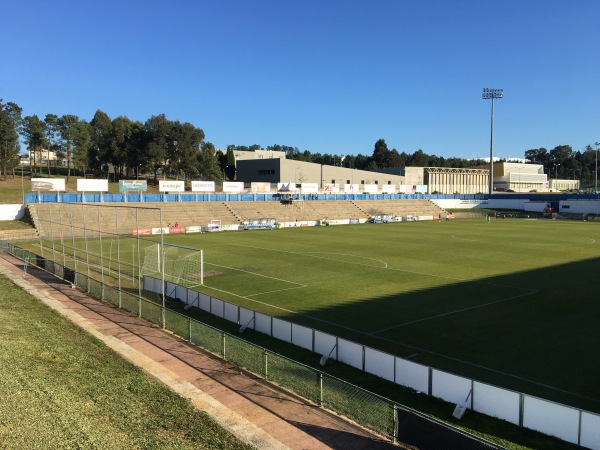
[2,99,598,185]
[0,99,222,183]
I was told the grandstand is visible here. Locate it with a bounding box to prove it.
[352,199,446,219]
[27,199,447,236]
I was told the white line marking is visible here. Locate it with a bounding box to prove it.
[226,242,532,291]
[246,285,307,297]
[370,289,537,334]
[206,262,305,286]
[228,243,389,269]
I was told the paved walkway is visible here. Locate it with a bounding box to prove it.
[0,252,405,450]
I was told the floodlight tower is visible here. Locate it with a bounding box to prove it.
[595,142,599,194]
[482,88,504,195]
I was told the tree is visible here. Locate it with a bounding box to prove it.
[57,115,81,183]
[89,110,114,176]
[372,139,390,168]
[224,147,236,180]
[44,113,61,176]
[168,121,204,179]
[0,100,23,179]
[198,142,223,181]
[125,121,146,178]
[71,120,93,176]
[409,149,429,167]
[21,115,48,176]
[524,148,549,166]
[144,114,172,183]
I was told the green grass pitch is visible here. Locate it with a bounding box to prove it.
[159,218,600,413]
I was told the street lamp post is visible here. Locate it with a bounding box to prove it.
[482,88,504,195]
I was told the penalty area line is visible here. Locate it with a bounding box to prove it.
[205,261,305,287]
[370,289,538,334]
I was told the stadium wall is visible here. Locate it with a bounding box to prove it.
[146,276,600,449]
[0,204,25,220]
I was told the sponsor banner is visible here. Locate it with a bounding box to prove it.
[399,184,413,193]
[277,182,298,192]
[349,218,360,224]
[321,219,350,226]
[168,226,186,234]
[119,180,147,192]
[77,179,108,192]
[132,228,152,236]
[250,182,271,193]
[447,213,456,220]
[415,184,428,193]
[223,181,244,192]
[301,183,319,193]
[186,225,202,233]
[382,184,396,193]
[31,178,65,192]
[159,180,185,192]
[152,227,168,235]
[344,183,360,193]
[280,221,315,228]
[191,181,215,192]
[363,184,378,194]
[323,184,339,193]
[222,224,241,231]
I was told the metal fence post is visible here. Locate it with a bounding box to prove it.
[222,332,226,359]
[264,350,268,380]
[319,373,323,407]
[391,404,398,444]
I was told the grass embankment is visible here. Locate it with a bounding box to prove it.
[0,275,253,450]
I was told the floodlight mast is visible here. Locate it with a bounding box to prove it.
[482,88,504,195]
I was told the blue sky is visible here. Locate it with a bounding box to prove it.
[2,0,599,160]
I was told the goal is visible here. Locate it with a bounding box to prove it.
[142,243,204,287]
[208,219,221,232]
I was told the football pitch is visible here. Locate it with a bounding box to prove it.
[160,218,600,413]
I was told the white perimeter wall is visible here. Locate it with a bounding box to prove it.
[143,262,600,448]
[432,198,600,214]
[0,204,25,220]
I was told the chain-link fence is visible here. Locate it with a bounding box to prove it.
[0,230,501,449]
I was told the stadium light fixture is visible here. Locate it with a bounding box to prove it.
[482,88,504,195]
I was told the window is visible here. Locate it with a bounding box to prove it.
[346,180,350,184]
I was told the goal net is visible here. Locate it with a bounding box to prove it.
[142,243,204,287]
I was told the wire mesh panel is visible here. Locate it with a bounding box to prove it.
[266,352,321,404]
[140,298,163,327]
[322,374,393,439]
[88,277,103,301]
[165,310,191,341]
[224,337,265,376]
[103,284,120,307]
[190,321,223,356]
[120,291,140,316]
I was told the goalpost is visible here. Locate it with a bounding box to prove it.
[208,219,221,232]
[142,243,204,288]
